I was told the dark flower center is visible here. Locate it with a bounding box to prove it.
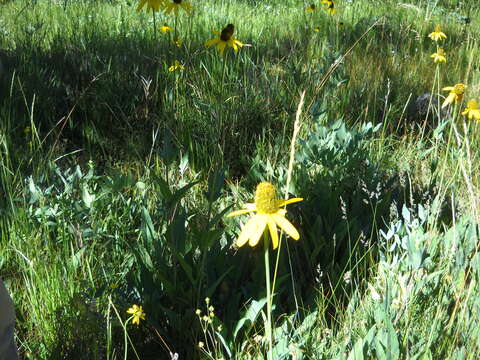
[220,24,235,41]
[174,0,182,3]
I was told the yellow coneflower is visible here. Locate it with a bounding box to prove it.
[205,24,244,56]
[306,4,316,13]
[428,24,447,42]
[442,83,466,108]
[168,60,184,72]
[321,0,336,15]
[164,0,192,16]
[227,182,303,249]
[462,99,480,120]
[160,24,173,33]
[430,48,446,63]
[136,0,164,12]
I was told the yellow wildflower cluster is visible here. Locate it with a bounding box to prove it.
[306,0,336,15]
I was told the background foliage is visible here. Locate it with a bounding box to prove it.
[1,0,479,358]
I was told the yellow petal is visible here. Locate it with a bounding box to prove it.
[442,86,454,91]
[272,213,300,240]
[267,217,279,249]
[229,39,238,52]
[277,198,303,207]
[218,41,227,56]
[227,209,256,217]
[136,0,146,11]
[249,215,268,247]
[233,40,244,48]
[442,92,456,108]
[237,215,265,247]
[205,38,220,47]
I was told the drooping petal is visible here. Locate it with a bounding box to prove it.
[181,2,191,13]
[227,208,257,217]
[229,39,238,52]
[442,86,454,91]
[236,215,265,248]
[442,92,456,108]
[205,38,220,47]
[272,213,300,240]
[217,41,227,56]
[248,215,267,247]
[266,216,279,249]
[136,0,147,11]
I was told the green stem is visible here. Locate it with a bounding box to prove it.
[152,10,157,41]
[263,231,273,360]
[221,55,227,92]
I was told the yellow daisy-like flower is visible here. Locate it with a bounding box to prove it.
[442,83,466,108]
[321,0,336,15]
[126,304,146,325]
[462,99,480,120]
[160,24,173,33]
[205,24,244,56]
[227,182,303,249]
[168,60,184,72]
[430,48,446,63]
[164,0,192,16]
[136,0,164,12]
[306,4,316,13]
[313,27,321,33]
[428,24,447,42]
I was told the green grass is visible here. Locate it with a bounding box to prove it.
[1,0,480,358]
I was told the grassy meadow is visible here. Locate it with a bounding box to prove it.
[1,0,480,358]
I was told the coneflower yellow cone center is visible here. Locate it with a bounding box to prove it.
[453,83,465,95]
[255,182,278,214]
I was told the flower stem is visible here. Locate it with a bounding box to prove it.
[152,11,157,41]
[263,231,273,360]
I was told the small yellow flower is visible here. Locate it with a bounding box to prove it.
[168,60,185,72]
[428,24,447,42]
[430,48,446,63]
[321,0,336,15]
[136,0,164,12]
[205,297,210,304]
[198,341,204,348]
[462,99,480,120]
[306,4,316,13]
[442,83,466,108]
[164,0,192,16]
[160,24,173,33]
[227,182,303,249]
[205,24,244,56]
[195,309,202,315]
[173,38,182,47]
[126,304,146,325]
[313,27,321,33]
